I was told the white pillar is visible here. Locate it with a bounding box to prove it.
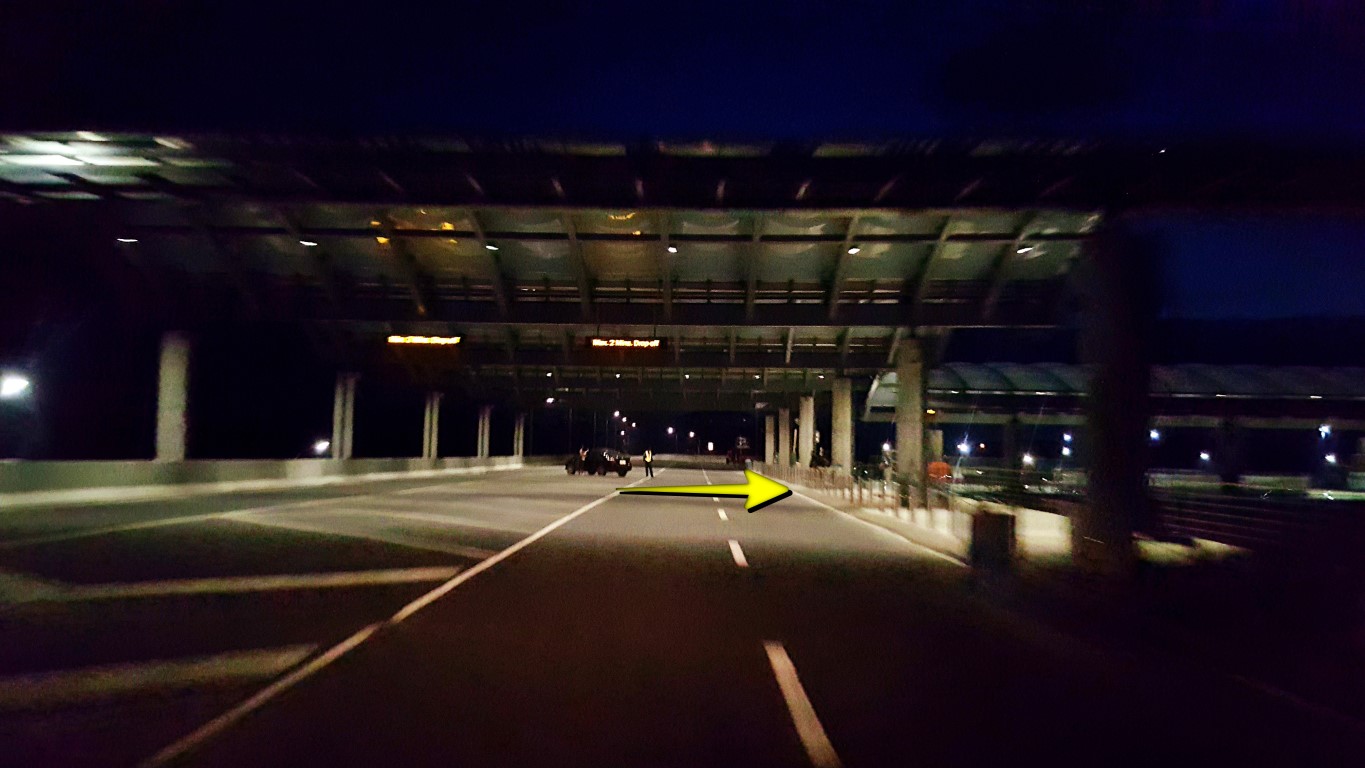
[832,378,852,473]
[155,332,190,461]
[895,340,925,507]
[777,407,791,467]
[422,392,442,460]
[798,395,815,468]
[513,413,526,458]
[332,372,358,459]
[477,405,492,458]
[764,415,776,464]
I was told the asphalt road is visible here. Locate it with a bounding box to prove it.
[0,466,1362,767]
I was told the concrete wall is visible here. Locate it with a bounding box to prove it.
[0,456,530,509]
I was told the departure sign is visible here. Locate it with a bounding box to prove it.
[591,338,661,349]
[388,335,461,345]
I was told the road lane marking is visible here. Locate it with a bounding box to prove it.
[142,476,649,767]
[728,539,748,567]
[763,641,843,768]
[0,480,465,549]
[220,513,505,559]
[792,490,967,567]
[0,645,316,711]
[25,566,463,603]
[718,509,728,521]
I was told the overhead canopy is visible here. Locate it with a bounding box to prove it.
[865,363,1365,422]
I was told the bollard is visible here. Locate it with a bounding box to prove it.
[969,509,1016,573]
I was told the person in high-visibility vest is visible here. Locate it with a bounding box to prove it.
[643,448,655,477]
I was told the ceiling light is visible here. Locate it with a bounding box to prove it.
[116,237,138,244]
[299,240,318,247]
[375,236,390,245]
[77,155,159,167]
[546,371,553,377]
[485,244,499,251]
[2,154,84,166]
[1016,245,1034,254]
[847,246,860,255]
[667,245,678,254]
[545,397,555,404]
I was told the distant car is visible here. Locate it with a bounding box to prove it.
[566,447,633,477]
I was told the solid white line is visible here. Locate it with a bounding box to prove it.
[728,539,749,568]
[718,509,729,521]
[793,490,967,567]
[764,641,842,768]
[142,477,647,768]
[37,566,463,603]
[0,480,464,549]
[0,645,316,710]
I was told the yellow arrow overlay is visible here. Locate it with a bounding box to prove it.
[618,469,792,512]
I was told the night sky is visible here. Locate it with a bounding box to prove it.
[2,1,1364,463]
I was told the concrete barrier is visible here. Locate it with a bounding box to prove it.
[0,456,531,509]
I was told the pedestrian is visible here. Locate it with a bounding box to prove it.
[643,447,654,477]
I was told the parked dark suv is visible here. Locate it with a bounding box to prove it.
[566,448,633,477]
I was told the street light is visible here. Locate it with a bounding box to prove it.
[956,441,971,456]
[1326,453,1338,465]
[688,431,695,438]
[312,439,331,456]
[1319,424,1332,438]
[1061,446,1073,458]
[1149,428,1161,442]
[613,410,620,417]
[667,427,674,435]
[1062,432,1073,443]
[1199,451,1211,463]
[0,373,31,400]
[1021,452,1035,466]
[882,442,892,452]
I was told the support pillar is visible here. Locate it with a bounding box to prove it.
[832,379,853,473]
[764,415,776,464]
[1076,220,1157,578]
[477,405,492,458]
[513,413,526,458]
[798,395,815,468]
[422,392,442,460]
[331,372,358,460]
[777,407,791,467]
[155,332,190,461]
[895,339,925,508]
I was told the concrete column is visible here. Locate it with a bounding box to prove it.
[477,405,492,458]
[798,395,815,468]
[513,413,526,458]
[777,407,791,467]
[895,339,925,507]
[832,379,853,473]
[1076,220,1157,578]
[764,415,776,464]
[155,332,191,461]
[331,372,358,459]
[1003,415,1019,468]
[422,392,442,460]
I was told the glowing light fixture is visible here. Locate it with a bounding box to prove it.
[0,373,32,399]
[1061,446,1073,457]
[847,246,861,255]
[1325,453,1338,465]
[312,439,331,456]
[667,245,678,254]
[299,240,318,247]
[1022,453,1035,466]
[386,335,460,345]
[485,243,499,251]
[116,237,138,244]
[1199,451,1211,462]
